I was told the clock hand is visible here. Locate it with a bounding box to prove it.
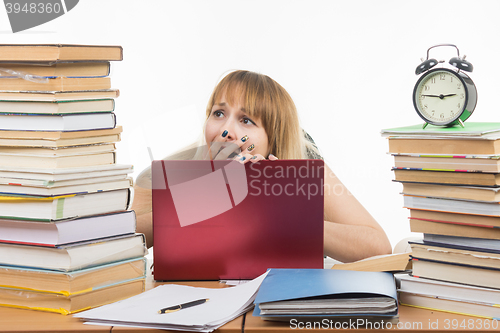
[421,94,457,99]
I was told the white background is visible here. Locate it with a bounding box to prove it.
[1,0,499,248]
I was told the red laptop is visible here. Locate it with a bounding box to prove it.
[152,159,324,281]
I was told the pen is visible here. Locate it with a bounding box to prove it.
[158,298,209,314]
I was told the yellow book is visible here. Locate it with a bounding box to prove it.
[0,279,144,315]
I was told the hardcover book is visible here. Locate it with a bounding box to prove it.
[0,257,146,294]
[0,77,111,92]
[0,233,147,271]
[382,122,500,138]
[409,219,500,240]
[0,112,116,131]
[404,195,500,216]
[0,90,119,102]
[0,210,136,246]
[0,62,111,77]
[411,257,500,290]
[0,126,122,148]
[0,278,144,315]
[0,99,115,114]
[0,44,123,63]
[410,240,500,269]
[394,169,500,187]
[0,188,131,221]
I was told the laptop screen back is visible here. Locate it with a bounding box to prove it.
[152,159,324,280]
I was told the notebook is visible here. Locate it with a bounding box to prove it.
[152,159,324,280]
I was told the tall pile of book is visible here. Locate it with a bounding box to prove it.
[0,44,147,315]
[382,122,500,320]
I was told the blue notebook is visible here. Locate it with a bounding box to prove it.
[253,269,398,319]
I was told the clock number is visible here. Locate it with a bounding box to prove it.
[460,93,465,99]
[431,110,435,116]
[440,113,445,119]
[450,110,454,116]
[457,83,461,89]
[450,76,453,82]
[440,74,446,80]
[424,85,430,91]
[424,104,428,109]
[458,103,461,109]
[420,95,425,100]
[431,78,436,84]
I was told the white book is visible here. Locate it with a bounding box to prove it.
[0,177,132,196]
[0,234,147,271]
[0,210,136,246]
[0,99,114,114]
[0,174,128,188]
[0,151,116,168]
[0,164,133,182]
[404,195,500,216]
[411,258,500,290]
[0,143,115,156]
[0,89,119,102]
[0,112,116,131]
[398,274,500,305]
[0,126,122,148]
[399,291,500,319]
[0,188,131,221]
[423,234,500,251]
[394,154,500,173]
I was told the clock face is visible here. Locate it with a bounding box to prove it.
[413,68,467,125]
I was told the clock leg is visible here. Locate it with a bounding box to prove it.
[422,122,429,129]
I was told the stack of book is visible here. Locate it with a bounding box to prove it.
[0,44,147,315]
[382,122,500,319]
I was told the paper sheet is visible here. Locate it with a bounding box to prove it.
[74,271,268,332]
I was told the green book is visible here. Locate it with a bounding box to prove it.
[381,122,500,139]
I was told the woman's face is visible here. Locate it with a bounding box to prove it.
[205,95,269,158]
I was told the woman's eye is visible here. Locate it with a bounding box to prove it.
[242,117,255,125]
[213,110,224,117]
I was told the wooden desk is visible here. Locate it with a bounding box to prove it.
[0,306,111,333]
[1,277,497,333]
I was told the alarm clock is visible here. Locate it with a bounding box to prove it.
[413,44,477,128]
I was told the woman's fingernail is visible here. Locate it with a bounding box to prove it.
[241,135,248,142]
[247,144,255,152]
[251,155,258,160]
[222,130,228,138]
[239,156,246,162]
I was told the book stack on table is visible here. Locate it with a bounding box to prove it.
[0,44,147,315]
[382,122,500,320]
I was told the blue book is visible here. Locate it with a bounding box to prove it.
[253,269,398,320]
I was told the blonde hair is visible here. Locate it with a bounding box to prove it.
[206,70,315,159]
[135,70,320,188]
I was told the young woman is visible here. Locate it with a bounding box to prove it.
[133,70,392,263]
